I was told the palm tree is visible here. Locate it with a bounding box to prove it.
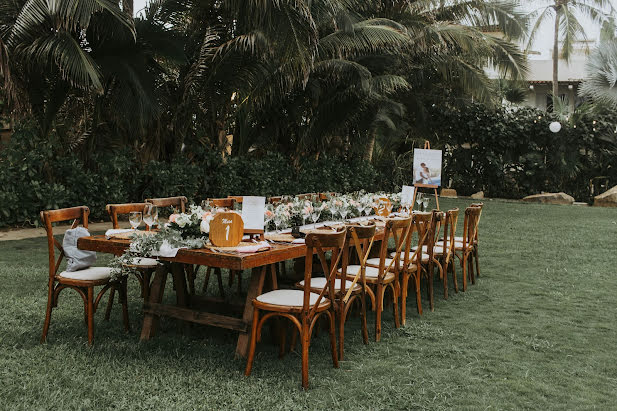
[527,0,611,108]
[579,39,617,108]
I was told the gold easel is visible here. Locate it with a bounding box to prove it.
[411,140,440,210]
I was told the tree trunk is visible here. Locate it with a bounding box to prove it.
[552,6,561,109]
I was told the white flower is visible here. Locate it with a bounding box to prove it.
[175,213,191,228]
[200,217,211,234]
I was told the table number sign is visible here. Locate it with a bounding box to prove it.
[242,196,266,230]
[209,211,244,246]
[375,197,392,217]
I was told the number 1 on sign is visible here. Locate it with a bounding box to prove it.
[225,225,230,241]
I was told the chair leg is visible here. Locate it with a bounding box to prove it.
[87,286,95,345]
[400,273,409,326]
[415,274,423,315]
[462,255,468,291]
[443,260,449,299]
[338,301,345,360]
[41,282,54,343]
[301,321,310,390]
[119,279,130,332]
[327,310,339,368]
[375,283,383,342]
[360,291,369,344]
[104,287,115,321]
[244,308,260,377]
[392,282,400,329]
[451,259,458,293]
[427,265,434,312]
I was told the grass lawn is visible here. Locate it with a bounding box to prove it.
[1,198,616,409]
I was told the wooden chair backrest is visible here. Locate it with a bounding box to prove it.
[227,195,243,204]
[296,193,317,201]
[442,208,459,258]
[340,223,377,302]
[106,203,149,229]
[145,196,187,213]
[462,206,482,251]
[304,229,347,317]
[40,206,89,280]
[209,198,235,208]
[375,217,412,279]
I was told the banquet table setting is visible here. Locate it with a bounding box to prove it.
[39,190,483,389]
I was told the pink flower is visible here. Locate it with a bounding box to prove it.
[169,214,178,223]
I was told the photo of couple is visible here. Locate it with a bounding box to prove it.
[413,149,442,186]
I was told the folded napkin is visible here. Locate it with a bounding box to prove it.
[148,239,186,258]
[236,241,271,253]
[105,228,134,237]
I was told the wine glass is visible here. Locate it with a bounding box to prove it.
[143,205,158,231]
[129,211,142,231]
[339,204,348,221]
[416,193,424,211]
[310,205,322,230]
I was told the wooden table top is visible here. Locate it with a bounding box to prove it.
[78,235,308,270]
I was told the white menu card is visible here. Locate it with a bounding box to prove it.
[242,196,266,230]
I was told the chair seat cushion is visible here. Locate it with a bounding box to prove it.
[436,240,464,250]
[412,245,445,255]
[58,266,112,281]
[256,289,328,307]
[391,251,430,262]
[126,257,158,267]
[338,265,395,281]
[299,277,361,292]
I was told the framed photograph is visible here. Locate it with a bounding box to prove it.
[413,149,442,187]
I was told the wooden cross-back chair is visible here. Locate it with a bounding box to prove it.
[40,206,128,345]
[105,203,159,305]
[298,223,376,360]
[351,217,411,341]
[245,229,346,390]
[439,208,460,299]
[458,206,483,291]
[145,196,187,213]
[407,211,440,316]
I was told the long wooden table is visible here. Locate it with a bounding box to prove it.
[78,222,386,358]
[78,235,309,357]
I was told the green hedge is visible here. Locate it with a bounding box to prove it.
[0,126,386,227]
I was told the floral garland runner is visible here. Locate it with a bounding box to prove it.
[110,191,404,280]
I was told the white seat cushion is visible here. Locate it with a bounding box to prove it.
[436,240,465,249]
[128,257,158,267]
[338,265,381,278]
[391,251,429,262]
[366,257,401,267]
[256,289,327,307]
[299,277,361,292]
[58,266,112,281]
[412,245,445,255]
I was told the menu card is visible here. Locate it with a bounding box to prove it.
[242,196,266,230]
[401,185,414,205]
